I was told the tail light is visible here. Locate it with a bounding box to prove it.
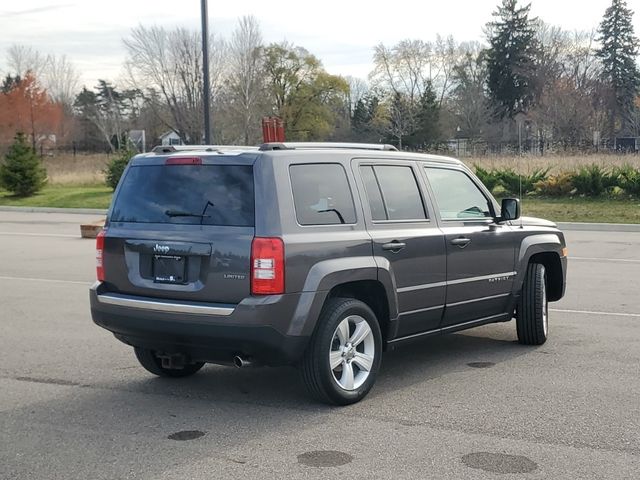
[165,157,202,165]
[251,237,284,295]
[96,229,106,281]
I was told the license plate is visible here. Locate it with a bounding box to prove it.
[153,255,187,284]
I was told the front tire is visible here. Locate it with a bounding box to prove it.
[517,263,549,345]
[300,298,383,405]
[134,347,205,378]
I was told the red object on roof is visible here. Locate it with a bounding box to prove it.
[262,117,285,143]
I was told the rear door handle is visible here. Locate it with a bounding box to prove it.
[382,241,406,253]
[450,237,471,248]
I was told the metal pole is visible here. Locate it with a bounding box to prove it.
[518,121,522,155]
[201,0,211,145]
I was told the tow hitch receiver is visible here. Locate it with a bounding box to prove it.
[158,353,188,370]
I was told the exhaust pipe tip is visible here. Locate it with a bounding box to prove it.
[233,355,252,368]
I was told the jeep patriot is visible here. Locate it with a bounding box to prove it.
[90,142,567,405]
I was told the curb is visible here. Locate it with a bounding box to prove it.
[557,222,640,233]
[0,206,107,215]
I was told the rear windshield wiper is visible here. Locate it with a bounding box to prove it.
[165,210,211,218]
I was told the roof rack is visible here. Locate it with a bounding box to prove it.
[258,142,398,152]
[151,145,259,154]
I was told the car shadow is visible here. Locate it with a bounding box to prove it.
[374,322,529,395]
[3,322,536,478]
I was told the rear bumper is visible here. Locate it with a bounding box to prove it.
[89,282,310,366]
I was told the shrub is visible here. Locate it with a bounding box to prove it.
[497,167,550,196]
[571,164,613,196]
[613,164,640,196]
[0,132,47,196]
[534,172,574,196]
[105,148,136,190]
[473,165,501,192]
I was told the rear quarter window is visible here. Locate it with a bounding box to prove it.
[289,164,357,225]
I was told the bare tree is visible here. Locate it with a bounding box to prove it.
[6,44,47,79]
[450,42,491,139]
[371,37,462,107]
[369,37,464,147]
[370,40,431,104]
[344,76,368,116]
[6,45,79,106]
[433,35,462,106]
[529,24,607,150]
[225,15,265,145]
[124,25,227,144]
[45,54,80,107]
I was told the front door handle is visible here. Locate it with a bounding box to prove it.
[450,237,471,248]
[382,241,406,253]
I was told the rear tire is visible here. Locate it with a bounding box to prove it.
[300,297,382,405]
[517,263,548,345]
[134,347,205,378]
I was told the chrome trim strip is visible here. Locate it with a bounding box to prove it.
[446,271,517,286]
[96,293,235,316]
[397,271,516,293]
[397,281,446,293]
[446,293,510,308]
[388,327,440,343]
[399,305,444,316]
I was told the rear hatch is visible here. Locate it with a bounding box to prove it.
[102,156,255,304]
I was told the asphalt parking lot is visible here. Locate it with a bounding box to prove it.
[1,211,639,479]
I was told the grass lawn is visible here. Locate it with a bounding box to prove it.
[0,184,112,209]
[1,184,639,223]
[519,197,640,224]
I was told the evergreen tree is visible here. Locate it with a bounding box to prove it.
[1,74,21,94]
[0,132,47,197]
[485,0,539,118]
[351,94,381,142]
[351,99,370,134]
[596,0,640,137]
[407,81,441,147]
[387,92,414,149]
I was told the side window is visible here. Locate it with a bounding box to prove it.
[359,166,386,221]
[424,167,493,220]
[360,165,427,221]
[290,164,357,225]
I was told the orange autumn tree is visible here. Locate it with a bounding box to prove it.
[0,73,63,151]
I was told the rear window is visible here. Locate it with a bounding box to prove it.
[110,165,254,226]
[289,164,356,225]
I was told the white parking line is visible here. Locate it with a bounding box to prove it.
[0,232,78,238]
[551,308,640,318]
[570,256,640,263]
[0,275,91,285]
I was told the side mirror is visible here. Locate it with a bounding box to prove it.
[500,198,521,222]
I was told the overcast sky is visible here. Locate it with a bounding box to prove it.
[1,0,638,87]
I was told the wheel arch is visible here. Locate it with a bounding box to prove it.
[529,251,564,301]
[327,280,392,344]
[514,234,566,302]
[287,257,398,338]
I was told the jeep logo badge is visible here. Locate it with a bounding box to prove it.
[154,244,170,254]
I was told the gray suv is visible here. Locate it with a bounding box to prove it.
[90,142,567,405]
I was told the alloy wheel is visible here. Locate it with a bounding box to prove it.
[329,315,376,391]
